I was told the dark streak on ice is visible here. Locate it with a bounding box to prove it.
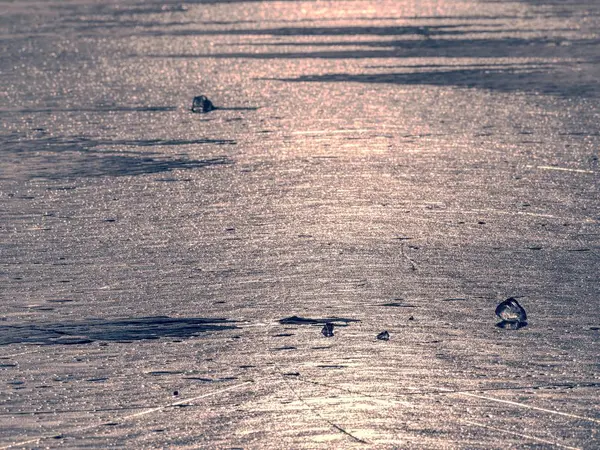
[0,316,238,346]
[279,316,361,326]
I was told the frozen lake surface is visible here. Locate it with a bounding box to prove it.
[1,0,599,448]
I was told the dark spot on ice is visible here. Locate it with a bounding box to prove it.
[527,246,543,250]
[380,302,416,308]
[156,177,190,182]
[173,391,179,396]
[27,305,54,311]
[148,371,184,376]
[54,337,94,345]
[0,363,17,368]
[408,316,415,321]
[86,377,108,383]
[185,377,238,383]
[239,365,255,369]
[442,298,466,302]
[279,316,360,325]
[104,218,116,222]
[311,346,331,350]
[317,365,346,369]
[273,333,295,337]
[283,372,300,377]
[272,346,297,351]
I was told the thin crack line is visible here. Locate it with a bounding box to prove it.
[0,381,253,449]
[575,237,599,258]
[462,420,581,450]
[292,377,597,446]
[278,373,369,444]
[298,378,600,399]
[294,378,412,406]
[455,392,600,424]
[400,242,418,271]
[266,323,369,444]
[119,381,253,420]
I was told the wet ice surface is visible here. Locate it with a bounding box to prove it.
[1,0,600,448]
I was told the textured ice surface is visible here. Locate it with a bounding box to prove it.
[1,0,599,448]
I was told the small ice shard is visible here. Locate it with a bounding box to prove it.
[495,297,527,322]
[376,331,389,341]
[321,322,334,337]
[191,95,215,113]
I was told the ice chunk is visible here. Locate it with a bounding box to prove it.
[495,297,528,329]
[321,322,334,337]
[495,297,527,322]
[191,95,215,113]
[376,330,389,341]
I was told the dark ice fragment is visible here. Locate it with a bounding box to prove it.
[191,95,215,113]
[495,297,527,322]
[376,331,390,341]
[321,322,334,337]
